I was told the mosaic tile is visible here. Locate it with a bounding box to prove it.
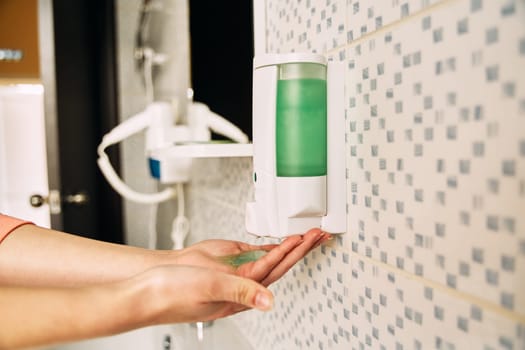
[186,157,286,253]
[350,257,525,349]
[266,0,347,53]
[233,245,352,350]
[346,0,525,314]
[185,0,525,349]
[345,0,441,44]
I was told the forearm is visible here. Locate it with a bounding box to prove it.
[0,279,151,349]
[0,265,274,350]
[0,224,177,287]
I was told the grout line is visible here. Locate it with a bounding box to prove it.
[350,250,525,324]
[327,0,460,56]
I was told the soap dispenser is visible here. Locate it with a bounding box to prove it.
[246,53,346,238]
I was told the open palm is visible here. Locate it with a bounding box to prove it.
[176,228,330,286]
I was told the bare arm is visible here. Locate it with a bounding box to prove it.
[0,224,175,287]
[0,265,273,350]
[0,222,328,349]
[0,224,329,288]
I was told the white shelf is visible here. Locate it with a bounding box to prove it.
[150,143,253,159]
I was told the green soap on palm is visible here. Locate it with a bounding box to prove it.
[221,250,268,267]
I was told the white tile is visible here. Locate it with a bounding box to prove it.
[266,0,347,54]
[350,256,525,349]
[345,0,441,44]
[346,0,525,313]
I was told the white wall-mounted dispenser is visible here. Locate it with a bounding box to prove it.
[246,53,346,238]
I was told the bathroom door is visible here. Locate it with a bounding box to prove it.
[37,0,124,243]
[0,85,52,228]
[0,0,51,228]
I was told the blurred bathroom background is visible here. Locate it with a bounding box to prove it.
[1,0,524,349]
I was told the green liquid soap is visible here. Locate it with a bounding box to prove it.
[276,78,327,177]
[220,250,268,268]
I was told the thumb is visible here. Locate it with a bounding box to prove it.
[211,273,274,311]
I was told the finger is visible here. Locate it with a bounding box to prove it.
[313,233,333,249]
[261,229,326,286]
[241,235,303,281]
[210,273,274,311]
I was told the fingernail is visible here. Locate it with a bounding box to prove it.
[255,292,273,310]
[318,235,333,246]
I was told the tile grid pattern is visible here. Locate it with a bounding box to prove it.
[345,0,525,315]
[186,0,525,349]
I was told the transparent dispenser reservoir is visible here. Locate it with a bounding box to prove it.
[276,63,327,177]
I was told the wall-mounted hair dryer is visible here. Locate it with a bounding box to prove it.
[97,99,249,205]
[245,53,346,238]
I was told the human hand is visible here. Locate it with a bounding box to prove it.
[0,265,274,349]
[129,265,273,324]
[175,228,331,286]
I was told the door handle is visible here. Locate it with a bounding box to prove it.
[29,190,88,213]
[63,192,89,206]
[29,194,47,207]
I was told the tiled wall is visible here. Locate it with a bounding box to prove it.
[187,0,525,349]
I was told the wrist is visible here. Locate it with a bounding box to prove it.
[103,273,157,333]
[120,266,187,327]
[148,248,182,268]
